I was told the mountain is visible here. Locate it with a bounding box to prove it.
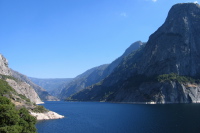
[0,54,64,130]
[59,41,144,100]
[28,77,73,96]
[0,54,42,104]
[0,54,57,102]
[70,3,200,103]
[11,70,59,101]
[59,64,109,99]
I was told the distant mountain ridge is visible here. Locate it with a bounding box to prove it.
[58,41,144,99]
[70,3,200,103]
[28,77,73,97]
[11,70,59,101]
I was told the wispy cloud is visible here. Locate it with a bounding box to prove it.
[194,1,198,3]
[152,0,157,2]
[120,12,127,17]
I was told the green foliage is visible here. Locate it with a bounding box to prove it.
[32,105,48,113]
[0,104,19,127]
[0,74,19,82]
[122,73,200,89]
[0,79,15,96]
[0,96,36,133]
[103,91,114,99]
[157,73,200,83]
[18,94,31,103]
[0,96,11,104]
[18,108,36,133]
[0,76,32,105]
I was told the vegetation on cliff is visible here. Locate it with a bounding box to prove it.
[157,73,200,84]
[0,96,36,133]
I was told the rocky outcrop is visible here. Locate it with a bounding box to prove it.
[30,111,64,120]
[128,3,200,77]
[6,78,43,104]
[0,54,43,104]
[59,41,144,100]
[108,81,200,103]
[0,54,11,75]
[70,3,200,103]
[0,54,64,121]
[11,70,59,101]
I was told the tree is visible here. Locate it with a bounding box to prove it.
[0,96,36,133]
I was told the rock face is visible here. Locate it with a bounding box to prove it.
[59,41,144,100]
[11,70,59,101]
[30,111,64,120]
[6,78,42,104]
[0,54,64,121]
[0,54,43,104]
[0,54,11,75]
[133,3,200,77]
[70,3,200,103]
[107,81,200,103]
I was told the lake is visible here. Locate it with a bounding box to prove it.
[36,101,200,133]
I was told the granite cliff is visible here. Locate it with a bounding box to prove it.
[70,3,200,103]
[0,54,11,75]
[11,70,59,101]
[0,54,42,104]
[0,54,64,121]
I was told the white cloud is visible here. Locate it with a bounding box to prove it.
[194,1,198,3]
[120,12,127,17]
[152,0,157,2]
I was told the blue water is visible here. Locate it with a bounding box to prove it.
[36,101,200,133]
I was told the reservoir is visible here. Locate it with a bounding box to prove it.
[36,101,200,133]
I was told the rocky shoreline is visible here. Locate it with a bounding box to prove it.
[30,111,64,121]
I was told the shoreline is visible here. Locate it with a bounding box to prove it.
[30,111,64,121]
[65,100,200,104]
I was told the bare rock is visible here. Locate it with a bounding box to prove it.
[30,111,64,120]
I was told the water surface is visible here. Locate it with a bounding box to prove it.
[36,101,200,133]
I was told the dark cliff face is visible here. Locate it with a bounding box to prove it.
[59,41,143,100]
[107,3,200,81]
[71,3,200,103]
[136,3,200,77]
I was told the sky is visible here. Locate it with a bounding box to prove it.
[0,0,198,78]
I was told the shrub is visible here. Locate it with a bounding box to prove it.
[157,73,199,83]
[0,96,36,133]
[32,105,48,113]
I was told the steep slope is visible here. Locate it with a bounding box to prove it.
[59,64,109,99]
[11,70,59,101]
[71,3,200,103]
[0,54,11,75]
[0,54,64,122]
[0,54,42,104]
[28,77,72,96]
[59,41,144,99]
[0,88,37,133]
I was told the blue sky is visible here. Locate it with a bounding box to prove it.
[0,0,198,78]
